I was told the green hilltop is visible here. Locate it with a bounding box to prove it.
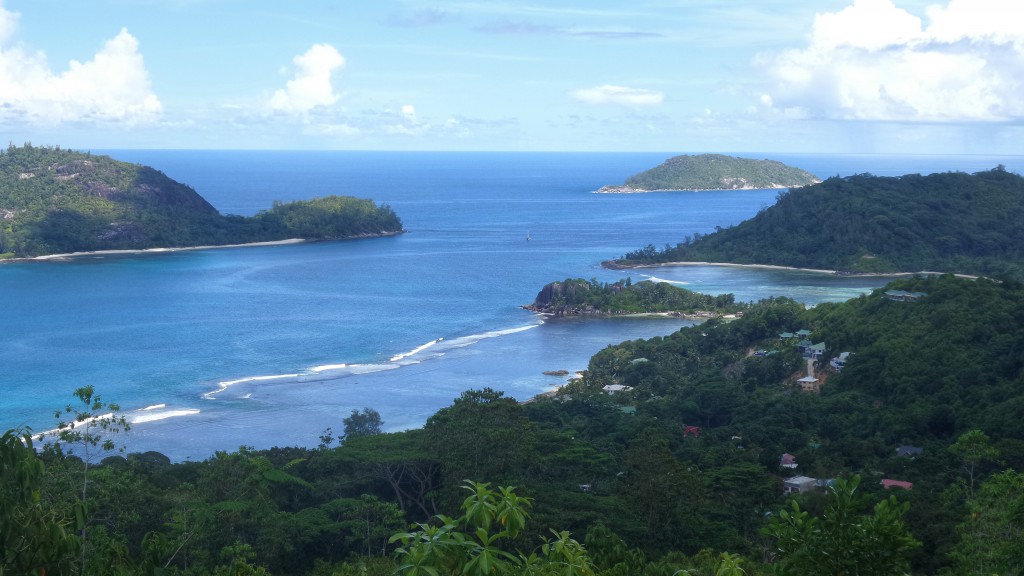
[598,153,821,192]
[0,144,403,258]
[524,277,742,317]
[614,167,1024,280]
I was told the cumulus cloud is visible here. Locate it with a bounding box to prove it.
[571,85,664,107]
[268,44,345,115]
[0,17,161,126]
[758,0,1024,122]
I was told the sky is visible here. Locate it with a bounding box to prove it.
[1,0,1022,153]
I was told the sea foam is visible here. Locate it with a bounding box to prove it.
[132,408,201,424]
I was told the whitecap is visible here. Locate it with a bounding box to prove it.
[643,275,689,285]
[389,338,443,362]
[308,363,348,373]
[132,409,201,424]
[203,373,300,400]
[442,323,541,349]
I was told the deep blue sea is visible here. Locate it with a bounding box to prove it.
[2,151,1021,460]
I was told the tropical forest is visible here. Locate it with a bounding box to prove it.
[614,168,1024,280]
[4,273,1024,575]
[0,144,403,258]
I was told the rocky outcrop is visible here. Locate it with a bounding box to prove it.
[524,279,624,316]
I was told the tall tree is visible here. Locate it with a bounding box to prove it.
[343,408,384,441]
[951,469,1024,575]
[47,386,130,575]
[950,429,999,498]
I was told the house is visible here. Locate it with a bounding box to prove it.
[602,384,633,395]
[783,476,818,494]
[805,342,827,359]
[779,332,796,339]
[579,484,592,492]
[795,329,813,338]
[885,290,928,302]
[830,352,853,371]
[780,453,798,469]
[881,479,914,490]
[896,445,924,457]
[683,425,701,437]
[798,376,820,392]
[815,478,837,491]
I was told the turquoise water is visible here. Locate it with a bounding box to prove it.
[2,151,1020,460]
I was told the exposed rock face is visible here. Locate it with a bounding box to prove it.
[97,221,147,243]
[524,279,623,316]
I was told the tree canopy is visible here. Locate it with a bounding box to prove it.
[0,144,403,258]
[615,168,1024,280]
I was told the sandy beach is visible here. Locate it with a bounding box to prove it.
[615,260,976,279]
[16,238,308,262]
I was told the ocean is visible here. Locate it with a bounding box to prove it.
[2,151,1020,460]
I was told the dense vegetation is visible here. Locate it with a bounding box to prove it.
[0,144,403,258]
[5,275,1023,575]
[614,168,1024,280]
[598,154,820,192]
[524,278,742,316]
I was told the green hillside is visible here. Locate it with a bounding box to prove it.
[6,276,1023,575]
[614,167,1024,279]
[0,144,403,258]
[598,154,820,192]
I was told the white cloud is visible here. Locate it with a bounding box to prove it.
[268,44,345,115]
[570,85,664,106]
[0,1,17,45]
[0,19,161,126]
[758,0,1024,122]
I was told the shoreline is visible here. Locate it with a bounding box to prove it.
[3,231,405,263]
[21,238,308,262]
[605,260,978,279]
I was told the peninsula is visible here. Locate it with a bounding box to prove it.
[608,167,1024,280]
[0,144,403,259]
[596,153,820,193]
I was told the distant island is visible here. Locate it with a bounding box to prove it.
[0,144,403,259]
[596,153,821,193]
[523,277,743,317]
[608,167,1024,280]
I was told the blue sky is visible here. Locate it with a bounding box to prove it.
[1,0,1021,153]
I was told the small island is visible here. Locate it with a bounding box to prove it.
[0,144,403,259]
[597,153,820,192]
[523,277,743,317]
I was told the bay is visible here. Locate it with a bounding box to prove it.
[1,151,1020,460]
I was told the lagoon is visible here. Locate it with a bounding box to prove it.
[2,151,1020,460]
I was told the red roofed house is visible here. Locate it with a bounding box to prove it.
[683,425,701,437]
[780,453,798,469]
[881,479,913,490]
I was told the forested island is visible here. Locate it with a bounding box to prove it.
[610,167,1024,280]
[524,277,742,317]
[5,275,1022,575]
[596,154,820,192]
[0,144,403,258]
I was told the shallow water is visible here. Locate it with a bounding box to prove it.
[3,151,1020,460]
